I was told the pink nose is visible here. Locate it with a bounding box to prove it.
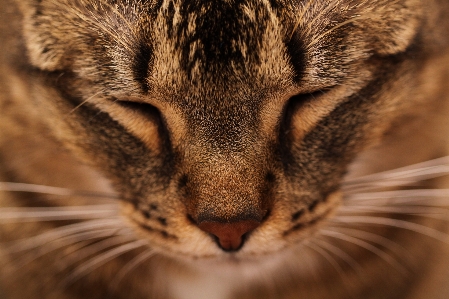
[198,220,261,251]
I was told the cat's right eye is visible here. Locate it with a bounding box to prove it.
[114,99,162,121]
[107,99,166,151]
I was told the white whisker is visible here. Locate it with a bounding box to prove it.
[68,90,106,115]
[324,227,408,259]
[3,219,124,253]
[343,181,423,193]
[109,248,155,290]
[0,182,118,199]
[0,205,119,222]
[307,15,364,48]
[343,156,449,190]
[289,0,315,39]
[344,189,449,203]
[338,206,449,221]
[304,242,347,282]
[330,216,449,244]
[311,237,363,275]
[320,229,407,274]
[57,233,135,271]
[11,228,121,269]
[62,240,148,286]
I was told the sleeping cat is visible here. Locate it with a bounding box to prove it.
[1,0,449,298]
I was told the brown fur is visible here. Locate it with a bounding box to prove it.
[1,0,449,298]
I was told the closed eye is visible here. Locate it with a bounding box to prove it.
[287,87,334,106]
[281,87,337,141]
[113,99,162,122]
[283,87,335,122]
[106,98,167,151]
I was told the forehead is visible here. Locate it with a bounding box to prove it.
[148,0,295,92]
[132,0,303,149]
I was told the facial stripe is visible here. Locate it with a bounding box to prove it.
[150,0,292,88]
[132,40,153,93]
[286,30,307,83]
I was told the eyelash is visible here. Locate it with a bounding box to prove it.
[280,87,334,131]
[283,88,333,118]
[114,99,162,121]
[289,88,333,104]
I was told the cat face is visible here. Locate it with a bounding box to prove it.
[17,0,424,257]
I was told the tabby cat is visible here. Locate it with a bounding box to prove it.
[1,0,449,298]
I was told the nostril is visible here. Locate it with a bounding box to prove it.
[198,220,261,251]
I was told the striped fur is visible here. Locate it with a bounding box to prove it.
[1,0,449,298]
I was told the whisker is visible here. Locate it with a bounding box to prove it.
[304,241,347,283]
[59,234,122,261]
[307,15,364,48]
[343,181,424,193]
[0,205,119,222]
[330,216,449,244]
[102,1,137,37]
[344,156,449,189]
[320,229,407,274]
[11,228,121,269]
[62,239,148,287]
[292,244,324,290]
[57,233,134,272]
[109,248,155,291]
[0,182,118,200]
[344,189,449,203]
[324,227,409,259]
[305,1,338,36]
[3,219,124,253]
[338,206,449,221]
[289,0,315,39]
[68,90,105,115]
[311,237,363,275]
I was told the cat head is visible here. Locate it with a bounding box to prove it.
[16,0,427,256]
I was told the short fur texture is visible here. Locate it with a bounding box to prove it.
[1,0,449,298]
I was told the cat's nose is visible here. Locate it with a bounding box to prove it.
[198,220,261,251]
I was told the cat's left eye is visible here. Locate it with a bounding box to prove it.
[282,87,337,140]
[287,88,333,106]
[283,87,334,119]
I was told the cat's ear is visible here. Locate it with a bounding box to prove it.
[357,1,422,55]
[15,0,74,71]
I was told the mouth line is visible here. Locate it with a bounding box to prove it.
[283,209,333,236]
[283,191,342,236]
[121,202,179,241]
[135,221,178,240]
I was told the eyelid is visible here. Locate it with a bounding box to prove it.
[105,98,165,152]
[114,99,162,120]
[286,87,335,112]
[285,86,342,141]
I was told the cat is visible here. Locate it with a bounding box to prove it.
[1,0,449,298]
